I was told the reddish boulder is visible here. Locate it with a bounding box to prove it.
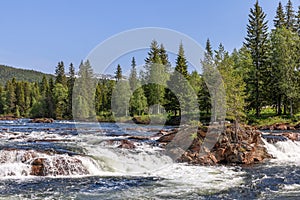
[117,140,136,149]
[30,118,54,123]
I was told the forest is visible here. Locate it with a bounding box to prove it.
[0,1,300,125]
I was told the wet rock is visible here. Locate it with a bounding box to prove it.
[29,118,54,123]
[0,115,16,121]
[159,125,272,165]
[157,131,177,143]
[127,136,150,141]
[282,132,299,141]
[31,158,46,176]
[117,140,136,149]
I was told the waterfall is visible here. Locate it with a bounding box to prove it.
[262,138,300,164]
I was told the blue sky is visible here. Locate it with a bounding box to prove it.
[0,0,299,74]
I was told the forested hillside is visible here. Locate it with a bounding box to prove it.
[0,65,53,85]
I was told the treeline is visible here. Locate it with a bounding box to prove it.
[0,1,300,124]
[0,65,53,86]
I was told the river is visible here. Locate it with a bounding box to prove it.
[0,120,299,199]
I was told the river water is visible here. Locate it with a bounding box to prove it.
[0,120,299,199]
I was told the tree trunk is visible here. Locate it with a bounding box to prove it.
[277,95,282,115]
[290,100,293,117]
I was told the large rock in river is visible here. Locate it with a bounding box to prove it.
[157,125,272,165]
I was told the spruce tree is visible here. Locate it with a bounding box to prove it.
[270,27,300,116]
[285,0,296,31]
[0,85,5,114]
[73,60,96,120]
[129,57,138,91]
[115,64,122,81]
[159,43,171,75]
[198,39,213,115]
[143,40,167,114]
[296,6,300,35]
[201,39,226,122]
[165,43,187,115]
[244,1,270,117]
[216,46,247,125]
[129,85,147,116]
[55,61,67,86]
[274,2,286,29]
[5,80,16,114]
[66,63,75,118]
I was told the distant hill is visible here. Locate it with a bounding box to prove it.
[0,65,54,85]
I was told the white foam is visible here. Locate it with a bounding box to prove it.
[0,149,103,178]
[263,138,300,164]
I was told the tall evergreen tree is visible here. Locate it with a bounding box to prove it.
[296,6,300,35]
[159,43,171,75]
[67,63,75,118]
[129,57,138,91]
[112,80,131,117]
[285,0,296,31]
[5,80,16,114]
[129,85,148,116]
[216,46,247,125]
[73,60,96,120]
[270,27,300,116]
[274,2,286,29]
[0,85,5,114]
[165,43,193,116]
[55,61,67,86]
[143,40,167,114]
[198,39,213,115]
[115,64,122,81]
[244,1,270,117]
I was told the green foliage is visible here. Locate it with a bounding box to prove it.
[115,64,122,81]
[244,1,270,117]
[274,2,286,29]
[73,60,96,121]
[0,65,54,86]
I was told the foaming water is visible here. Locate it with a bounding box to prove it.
[1,121,300,199]
[262,138,300,164]
[0,149,101,178]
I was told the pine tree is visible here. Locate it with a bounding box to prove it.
[53,83,68,119]
[115,64,122,81]
[274,2,286,29]
[15,82,25,116]
[216,46,247,125]
[0,85,5,114]
[5,80,16,114]
[198,39,213,115]
[159,43,171,75]
[201,39,226,122]
[165,42,197,116]
[46,78,55,118]
[129,85,147,116]
[205,39,213,58]
[73,60,96,120]
[23,82,31,117]
[244,1,270,117]
[270,27,300,116]
[296,6,300,35]
[129,57,138,91]
[95,83,102,116]
[112,80,131,117]
[55,61,67,86]
[285,0,296,31]
[66,63,75,118]
[143,40,167,114]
